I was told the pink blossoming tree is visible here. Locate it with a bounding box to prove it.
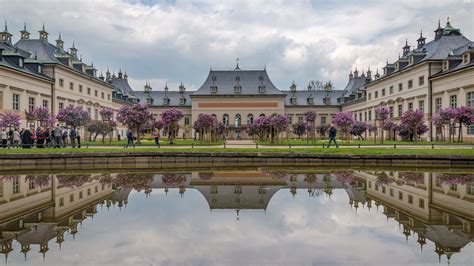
[161,108,184,144]
[117,104,153,143]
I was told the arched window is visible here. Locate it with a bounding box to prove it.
[259,113,266,117]
[247,114,254,125]
[223,114,229,126]
[235,114,241,127]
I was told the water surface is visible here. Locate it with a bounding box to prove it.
[1,168,473,265]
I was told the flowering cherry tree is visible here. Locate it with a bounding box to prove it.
[270,114,289,143]
[304,111,316,143]
[432,108,456,142]
[398,109,427,142]
[292,121,306,139]
[0,111,20,129]
[375,106,390,143]
[332,111,354,142]
[117,104,153,143]
[56,106,90,129]
[350,121,368,140]
[193,114,216,143]
[249,116,271,141]
[454,106,474,142]
[161,108,184,144]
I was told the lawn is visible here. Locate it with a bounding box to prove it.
[0,147,473,156]
[82,139,224,146]
[257,139,474,146]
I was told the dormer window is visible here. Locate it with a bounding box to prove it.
[409,56,414,65]
[180,97,186,105]
[324,97,331,104]
[19,58,24,68]
[163,97,170,105]
[38,65,42,73]
[236,75,240,81]
[258,85,266,94]
[234,85,241,94]
[395,62,399,71]
[210,85,218,94]
[147,98,154,105]
[259,75,264,81]
[443,60,449,71]
[462,53,470,64]
[307,96,314,105]
[290,96,297,105]
[211,75,217,81]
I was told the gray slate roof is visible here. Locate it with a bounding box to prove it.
[134,91,193,107]
[193,68,285,96]
[109,76,136,96]
[341,76,368,97]
[281,90,344,106]
[0,42,52,80]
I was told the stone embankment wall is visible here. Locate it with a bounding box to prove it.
[0,152,472,171]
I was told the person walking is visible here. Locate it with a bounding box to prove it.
[36,127,46,148]
[21,128,33,148]
[53,124,63,148]
[153,129,161,148]
[61,127,68,148]
[70,127,77,148]
[76,133,81,148]
[13,129,21,148]
[125,130,135,148]
[326,124,339,148]
[1,129,7,148]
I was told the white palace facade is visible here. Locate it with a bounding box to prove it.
[0,19,473,140]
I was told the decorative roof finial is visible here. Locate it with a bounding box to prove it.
[234,58,240,70]
[447,16,450,23]
[23,22,27,31]
[42,21,45,31]
[4,20,8,32]
[58,32,62,40]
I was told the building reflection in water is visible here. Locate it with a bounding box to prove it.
[0,170,473,263]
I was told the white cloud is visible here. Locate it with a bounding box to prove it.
[1,0,472,91]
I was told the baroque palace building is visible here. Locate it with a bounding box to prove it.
[0,19,472,140]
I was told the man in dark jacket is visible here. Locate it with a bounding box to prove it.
[21,128,33,148]
[125,130,135,148]
[327,124,339,148]
[70,128,77,148]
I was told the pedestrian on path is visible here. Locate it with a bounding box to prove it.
[153,129,161,148]
[70,127,77,148]
[326,124,339,148]
[125,130,135,148]
[1,129,8,148]
[53,124,62,148]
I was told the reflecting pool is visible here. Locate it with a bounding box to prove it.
[0,168,473,265]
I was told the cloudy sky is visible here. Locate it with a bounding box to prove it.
[0,0,473,91]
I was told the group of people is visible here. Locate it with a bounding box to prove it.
[124,129,161,148]
[0,124,81,149]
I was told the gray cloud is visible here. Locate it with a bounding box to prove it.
[1,0,472,91]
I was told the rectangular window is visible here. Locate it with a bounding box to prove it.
[382,89,386,96]
[389,188,394,197]
[467,92,474,108]
[398,104,403,117]
[94,109,98,120]
[389,106,394,118]
[185,117,190,125]
[42,100,48,108]
[374,91,378,99]
[12,178,20,193]
[59,79,64,87]
[389,86,394,94]
[398,83,403,92]
[398,191,403,200]
[101,92,105,99]
[59,197,64,207]
[368,110,372,121]
[418,100,424,113]
[12,94,20,111]
[450,95,457,108]
[79,191,83,199]
[382,186,386,193]
[29,180,35,190]
[59,102,64,110]
[408,80,413,89]
[435,98,442,112]
[87,188,91,196]
[408,195,413,204]
[95,186,98,193]
[468,125,474,135]
[87,87,91,95]
[69,82,74,90]
[321,117,326,125]
[408,102,413,111]
[359,113,362,121]
[107,94,111,101]
[298,116,303,123]
[368,181,372,189]
[368,93,371,100]
[70,194,74,202]
[364,112,367,121]
[419,198,425,209]
[95,90,98,97]
[28,97,35,111]
[418,76,424,86]
[450,184,457,191]
[79,85,83,92]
